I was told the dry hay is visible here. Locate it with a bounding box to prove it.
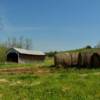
[54,53,71,68]
[70,52,81,67]
[80,52,100,68]
[33,68,51,76]
[0,79,9,83]
[0,67,34,74]
[0,93,3,98]
[80,52,86,68]
[10,81,22,86]
[91,53,100,68]
[63,53,72,67]
[54,52,81,68]
[62,85,71,92]
[79,73,88,77]
[54,51,100,68]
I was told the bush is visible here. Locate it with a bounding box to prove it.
[85,45,92,49]
[0,45,7,64]
[46,51,57,57]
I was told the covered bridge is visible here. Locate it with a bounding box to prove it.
[6,48,46,64]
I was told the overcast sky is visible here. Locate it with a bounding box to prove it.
[0,0,100,51]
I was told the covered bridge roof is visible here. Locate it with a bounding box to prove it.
[7,48,45,56]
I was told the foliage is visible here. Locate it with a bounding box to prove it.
[46,51,57,57]
[0,44,7,64]
[85,45,92,49]
[0,36,33,64]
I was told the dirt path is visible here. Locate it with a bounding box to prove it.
[0,67,100,76]
[0,67,51,75]
[0,67,34,74]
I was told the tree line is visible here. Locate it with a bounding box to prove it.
[4,36,33,50]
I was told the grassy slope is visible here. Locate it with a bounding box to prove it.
[0,68,100,100]
[63,48,100,53]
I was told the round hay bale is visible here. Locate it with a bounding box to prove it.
[54,53,63,67]
[91,53,100,68]
[80,52,100,68]
[85,52,94,68]
[54,53,71,68]
[95,51,100,56]
[70,52,81,67]
[80,52,93,68]
[63,53,72,67]
[80,52,86,68]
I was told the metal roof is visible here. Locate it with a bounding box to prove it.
[8,48,45,56]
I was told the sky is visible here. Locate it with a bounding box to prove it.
[0,0,100,51]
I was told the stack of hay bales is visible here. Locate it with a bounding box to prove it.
[54,52,100,68]
[54,52,81,68]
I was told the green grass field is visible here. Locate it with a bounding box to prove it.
[0,67,100,100]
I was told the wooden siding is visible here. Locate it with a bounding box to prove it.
[18,54,45,64]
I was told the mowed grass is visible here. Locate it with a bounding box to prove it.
[0,68,100,100]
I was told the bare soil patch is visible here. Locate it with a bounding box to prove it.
[0,67,51,75]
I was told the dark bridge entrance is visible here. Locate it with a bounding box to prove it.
[7,53,18,63]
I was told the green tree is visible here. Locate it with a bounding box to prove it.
[0,43,7,64]
[85,45,92,49]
